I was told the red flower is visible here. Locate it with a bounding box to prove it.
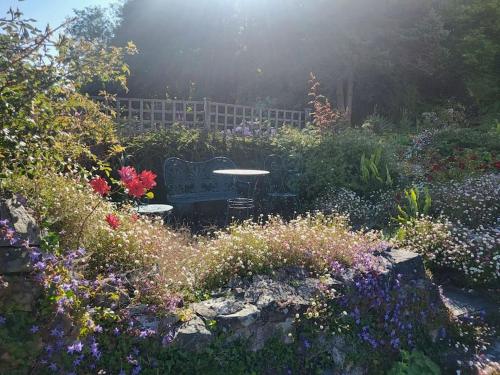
[105,214,120,230]
[118,166,137,184]
[125,178,145,198]
[90,177,111,196]
[138,170,157,190]
[494,161,500,170]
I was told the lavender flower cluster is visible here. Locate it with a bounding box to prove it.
[0,218,179,374]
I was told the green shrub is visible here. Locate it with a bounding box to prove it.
[387,350,441,375]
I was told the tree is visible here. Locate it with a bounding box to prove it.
[443,0,500,113]
[112,0,450,122]
[67,5,117,43]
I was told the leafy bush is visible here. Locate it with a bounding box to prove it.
[0,9,136,181]
[299,129,400,201]
[387,350,441,375]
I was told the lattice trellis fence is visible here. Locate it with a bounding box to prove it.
[93,97,311,136]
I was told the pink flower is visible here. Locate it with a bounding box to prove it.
[105,214,120,230]
[138,170,157,190]
[118,166,137,184]
[90,177,111,196]
[125,179,145,198]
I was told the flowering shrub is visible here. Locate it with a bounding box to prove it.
[193,214,388,290]
[429,173,500,228]
[395,217,499,286]
[315,187,396,228]
[6,173,194,291]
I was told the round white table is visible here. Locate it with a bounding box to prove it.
[213,169,270,176]
[135,204,173,217]
[213,169,270,196]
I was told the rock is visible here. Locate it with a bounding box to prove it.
[218,304,260,328]
[0,247,31,274]
[174,316,213,350]
[191,296,246,319]
[381,248,426,281]
[0,198,41,246]
[0,275,41,311]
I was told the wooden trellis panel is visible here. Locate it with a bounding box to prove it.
[94,97,310,136]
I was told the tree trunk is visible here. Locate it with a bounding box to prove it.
[336,77,345,113]
[345,69,354,125]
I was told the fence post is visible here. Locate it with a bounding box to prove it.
[204,97,210,130]
[304,108,312,127]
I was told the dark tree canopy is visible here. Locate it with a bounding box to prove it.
[102,0,499,122]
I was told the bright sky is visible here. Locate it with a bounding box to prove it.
[0,0,117,29]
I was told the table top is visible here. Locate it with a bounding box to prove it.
[213,169,270,176]
[135,204,173,214]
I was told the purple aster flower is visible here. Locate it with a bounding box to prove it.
[30,325,39,333]
[94,325,103,333]
[0,315,6,325]
[132,365,142,375]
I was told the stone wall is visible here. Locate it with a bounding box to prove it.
[0,197,42,312]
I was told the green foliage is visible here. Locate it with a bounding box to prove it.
[360,147,393,187]
[0,8,135,183]
[396,187,431,224]
[387,350,441,375]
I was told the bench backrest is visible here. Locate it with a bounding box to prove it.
[163,157,237,196]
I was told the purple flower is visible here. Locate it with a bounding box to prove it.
[94,325,103,333]
[162,332,174,347]
[30,325,39,333]
[33,261,46,271]
[113,327,120,336]
[48,363,57,371]
[303,339,311,349]
[67,341,83,354]
[0,315,6,325]
[132,365,142,375]
[29,248,41,262]
[91,342,101,359]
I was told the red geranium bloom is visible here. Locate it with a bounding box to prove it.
[118,166,137,184]
[105,214,120,230]
[126,178,145,198]
[138,170,157,190]
[90,177,111,196]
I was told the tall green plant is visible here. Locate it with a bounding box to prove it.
[360,147,393,187]
[396,187,431,224]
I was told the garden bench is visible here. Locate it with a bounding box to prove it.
[163,157,240,211]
